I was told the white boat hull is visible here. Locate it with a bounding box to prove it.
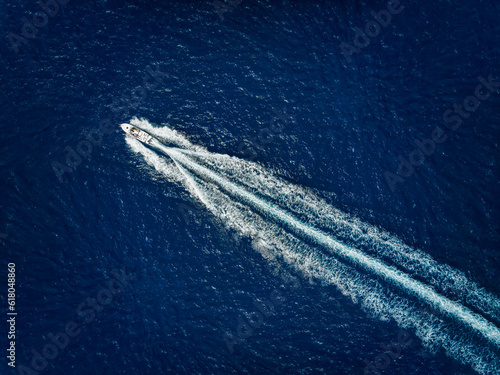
[120,123,154,145]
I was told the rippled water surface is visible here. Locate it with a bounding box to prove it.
[1,1,499,374]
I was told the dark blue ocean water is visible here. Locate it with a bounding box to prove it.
[1,0,499,374]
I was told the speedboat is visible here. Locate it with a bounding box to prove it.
[120,123,154,145]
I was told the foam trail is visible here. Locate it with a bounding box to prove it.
[123,118,500,374]
[170,148,500,324]
[162,146,500,346]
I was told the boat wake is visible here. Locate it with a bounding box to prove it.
[123,118,500,374]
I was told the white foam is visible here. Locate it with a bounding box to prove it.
[130,117,205,152]
[123,119,500,374]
